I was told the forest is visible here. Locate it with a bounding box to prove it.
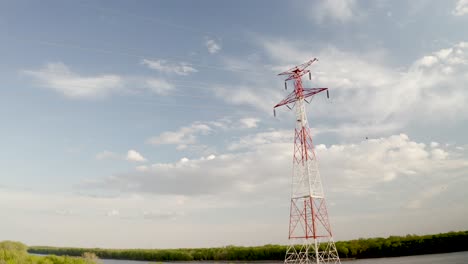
[0,241,96,263]
[26,230,468,261]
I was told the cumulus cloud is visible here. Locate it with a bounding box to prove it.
[55,209,74,216]
[316,134,465,190]
[96,151,119,160]
[239,117,260,128]
[212,84,279,112]
[221,40,468,136]
[312,0,358,23]
[143,210,183,220]
[0,189,216,248]
[92,148,289,196]
[205,38,221,54]
[93,132,468,213]
[453,0,468,16]
[147,123,212,150]
[106,209,120,217]
[228,130,292,151]
[141,59,197,75]
[126,150,147,162]
[22,62,178,98]
[147,117,257,150]
[145,78,175,95]
[84,132,468,243]
[5,132,467,247]
[136,165,149,172]
[406,184,449,209]
[23,62,123,99]
[96,150,146,162]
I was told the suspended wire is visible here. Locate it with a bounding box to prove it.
[123,98,262,115]
[1,4,279,113]
[158,93,213,100]
[88,5,214,37]
[23,37,267,75]
[76,0,253,45]
[1,1,270,75]
[6,31,269,108]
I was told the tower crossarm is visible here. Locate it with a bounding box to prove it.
[273,88,328,109]
[278,58,318,81]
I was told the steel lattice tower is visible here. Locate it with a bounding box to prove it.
[274,58,340,264]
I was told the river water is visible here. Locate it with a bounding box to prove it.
[100,251,468,264]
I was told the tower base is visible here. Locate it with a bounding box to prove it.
[285,239,341,264]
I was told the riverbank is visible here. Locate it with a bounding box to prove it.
[27,230,468,262]
[0,241,96,263]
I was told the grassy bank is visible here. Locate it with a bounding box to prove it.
[0,241,96,263]
[28,230,468,262]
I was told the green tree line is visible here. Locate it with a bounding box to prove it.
[27,230,468,262]
[0,241,96,264]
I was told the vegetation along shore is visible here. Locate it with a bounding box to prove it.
[0,241,96,263]
[24,230,468,262]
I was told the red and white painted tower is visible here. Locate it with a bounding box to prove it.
[274,59,340,264]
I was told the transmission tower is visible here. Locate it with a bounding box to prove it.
[274,58,340,264]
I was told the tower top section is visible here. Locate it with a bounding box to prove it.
[273,58,328,116]
[278,58,318,82]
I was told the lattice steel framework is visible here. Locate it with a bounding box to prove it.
[274,58,340,264]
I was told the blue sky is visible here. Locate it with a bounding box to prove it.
[1,0,468,248]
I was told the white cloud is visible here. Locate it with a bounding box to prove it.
[23,62,123,99]
[141,59,197,75]
[126,150,147,163]
[431,148,449,160]
[406,184,449,209]
[147,117,263,151]
[228,130,292,151]
[136,165,149,172]
[3,132,467,248]
[145,78,175,95]
[143,210,183,220]
[0,189,221,248]
[88,131,468,245]
[98,133,468,204]
[147,123,212,149]
[312,0,357,23]
[239,117,260,128]
[230,39,468,134]
[93,143,290,196]
[208,41,468,144]
[96,150,146,162]
[96,151,119,160]
[212,84,278,112]
[55,209,74,216]
[106,209,120,217]
[453,0,468,16]
[205,38,221,54]
[313,122,403,139]
[315,134,465,190]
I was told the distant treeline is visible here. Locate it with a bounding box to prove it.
[28,230,468,262]
[0,241,95,264]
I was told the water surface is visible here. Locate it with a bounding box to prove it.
[100,250,468,264]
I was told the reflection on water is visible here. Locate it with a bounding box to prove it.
[341,251,467,264]
[100,251,468,264]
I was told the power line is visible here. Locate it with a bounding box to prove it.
[123,98,262,114]
[7,35,267,75]
[77,0,252,45]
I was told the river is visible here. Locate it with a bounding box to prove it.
[100,251,468,264]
